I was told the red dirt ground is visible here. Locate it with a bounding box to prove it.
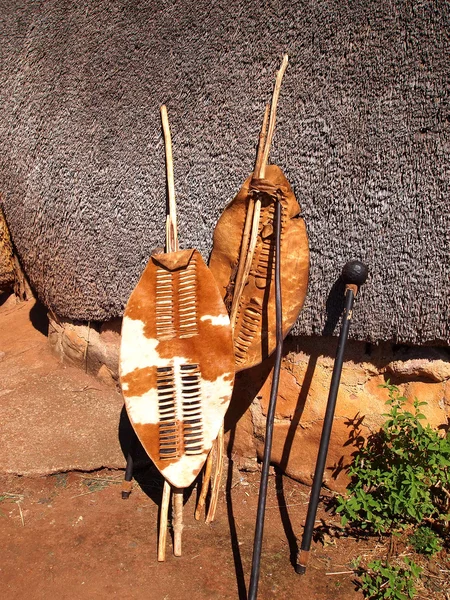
[1,468,371,600]
[1,295,448,599]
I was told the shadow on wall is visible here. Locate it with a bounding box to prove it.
[0,291,11,307]
[225,269,350,456]
[330,412,367,481]
[29,299,50,337]
[0,291,49,336]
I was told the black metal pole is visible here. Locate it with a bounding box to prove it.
[122,452,134,499]
[248,197,283,600]
[295,260,368,575]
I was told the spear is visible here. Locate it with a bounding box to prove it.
[247,193,284,600]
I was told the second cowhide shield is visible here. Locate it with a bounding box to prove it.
[209,164,309,371]
[120,248,235,489]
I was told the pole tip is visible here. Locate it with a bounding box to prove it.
[341,260,369,287]
[121,480,132,499]
[295,549,309,575]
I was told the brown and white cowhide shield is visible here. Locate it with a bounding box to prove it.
[120,248,235,489]
[209,165,309,371]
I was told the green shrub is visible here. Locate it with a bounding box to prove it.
[360,558,422,600]
[409,525,443,555]
[336,382,450,534]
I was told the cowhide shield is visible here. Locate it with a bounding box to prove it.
[209,165,309,371]
[120,248,235,489]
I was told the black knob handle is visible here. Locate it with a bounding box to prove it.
[341,260,369,287]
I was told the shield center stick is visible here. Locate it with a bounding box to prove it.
[159,105,182,560]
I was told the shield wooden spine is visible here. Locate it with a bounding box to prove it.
[209,165,309,371]
[120,249,235,489]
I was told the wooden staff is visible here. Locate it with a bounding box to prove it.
[295,260,368,575]
[229,103,270,326]
[259,53,288,179]
[230,55,288,326]
[196,105,271,523]
[158,105,182,561]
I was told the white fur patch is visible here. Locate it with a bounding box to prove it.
[200,314,231,326]
[200,374,234,445]
[125,389,160,425]
[160,372,234,487]
[120,317,165,376]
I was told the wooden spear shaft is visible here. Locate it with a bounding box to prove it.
[230,54,288,327]
[259,54,288,179]
[253,104,271,181]
[195,106,267,523]
[228,103,270,328]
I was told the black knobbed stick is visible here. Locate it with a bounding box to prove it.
[295,260,368,575]
[247,197,283,600]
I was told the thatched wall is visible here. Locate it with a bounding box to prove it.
[1,0,449,345]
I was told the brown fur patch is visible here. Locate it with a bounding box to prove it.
[124,250,235,384]
[121,367,156,398]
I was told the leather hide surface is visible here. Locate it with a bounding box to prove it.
[120,249,235,488]
[209,165,309,370]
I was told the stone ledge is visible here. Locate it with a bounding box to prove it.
[44,311,450,492]
[228,338,450,493]
[48,313,121,389]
